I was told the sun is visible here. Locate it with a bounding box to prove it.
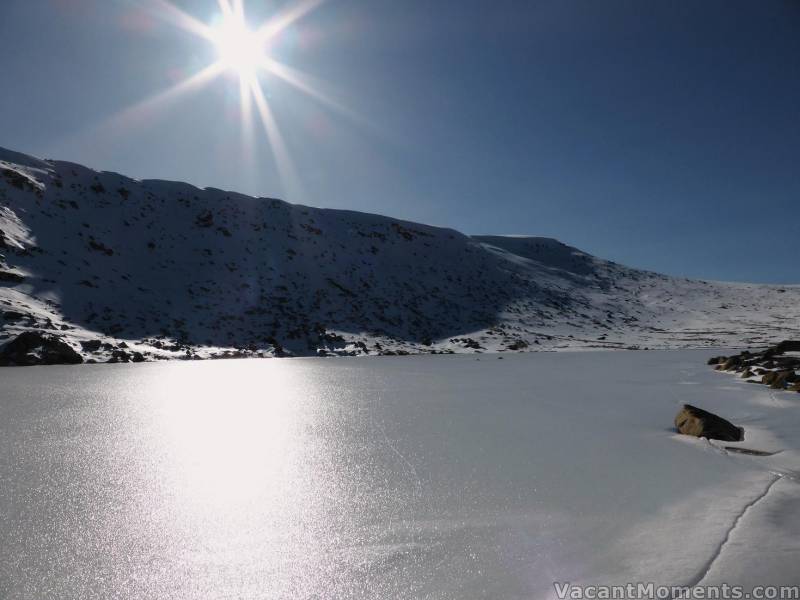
[95,0,338,200]
[211,13,266,78]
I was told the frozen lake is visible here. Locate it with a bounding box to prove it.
[1,352,799,599]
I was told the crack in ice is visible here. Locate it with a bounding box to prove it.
[683,474,782,590]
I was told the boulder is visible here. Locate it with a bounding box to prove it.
[80,339,103,352]
[721,357,741,371]
[107,349,131,363]
[0,331,83,366]
[776,356,800,370]
[195,210,214,227]
[770,370,797,390]
[772,340,800,355]
[707,356,725,366]
[674,404,743,442]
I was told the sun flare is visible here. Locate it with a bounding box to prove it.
[89,0,336,199]
[211,14,266,78]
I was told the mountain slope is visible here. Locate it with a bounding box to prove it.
[1,147,798,363]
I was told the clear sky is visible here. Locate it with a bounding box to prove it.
[1,0,798,283]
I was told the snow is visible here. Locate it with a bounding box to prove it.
[0,351,798,598]
[1,146,799,362]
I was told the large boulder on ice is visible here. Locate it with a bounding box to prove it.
[0,331,83,366]
[674,404,743,442]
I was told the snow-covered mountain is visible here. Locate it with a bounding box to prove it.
[1,146,798,363]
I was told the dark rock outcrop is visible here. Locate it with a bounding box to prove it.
[0,331,83,366]
[674,404,743,442]
[711,341,800,392]
[80,339,103,352]
[107,349,131,363]
[0,270,25,283]
[772,340,800,355]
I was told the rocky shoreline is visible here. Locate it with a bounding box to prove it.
[673,341,800,444]
[708,340,800,392]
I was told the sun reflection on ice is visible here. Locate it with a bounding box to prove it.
[128,359,354,597]
[153,360,314,507]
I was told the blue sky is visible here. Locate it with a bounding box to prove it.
[1,0,798,283]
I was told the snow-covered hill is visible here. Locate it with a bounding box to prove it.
[1,146,798,363]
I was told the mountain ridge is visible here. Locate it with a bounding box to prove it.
[1,146,798,364]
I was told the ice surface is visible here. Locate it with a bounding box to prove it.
[1,351,798,599]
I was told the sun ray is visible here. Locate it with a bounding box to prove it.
[217,0,234,18]
[45,61,226,157]
[261,58,356,120]
[249,77,304,199]
[239,74,255,159]
[89,62,226,140]
[115,62,226,126]
[146,0,215,41]
[255,0,326,43]
[260,57,388,140]
[230,0,245,20]
[59,0,340,197]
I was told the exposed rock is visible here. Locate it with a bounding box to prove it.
[88,238,114,256]
[0,270,24,283]
[80,339,103,352]
[674,404,743,442]
[711,342,800,393]
[0,331,83,366]
[195,210,214,227]
[775,359,800,373]
[721,357,741,371]
[770,370,797,390]
[1,167,33,191]
[769,340,800,355]
[762,371,779,386]
[107,349,130,363]
[759,370,797,389]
